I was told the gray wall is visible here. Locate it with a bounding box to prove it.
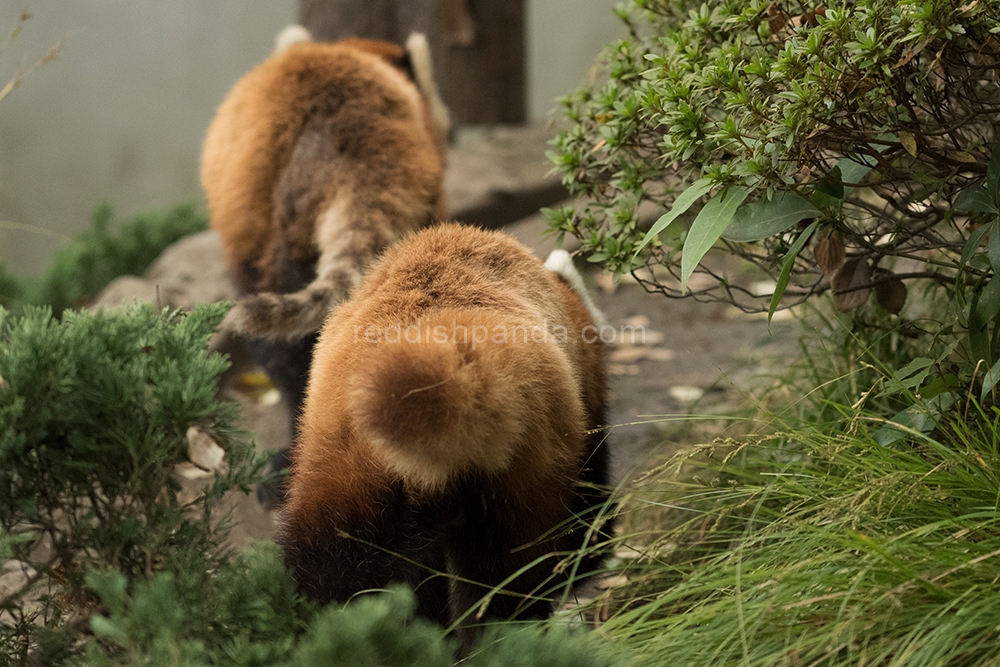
[527,0,622,121]
[0,2,296,275]
[0,1,619,275]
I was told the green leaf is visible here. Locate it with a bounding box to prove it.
[987,135,1000,205]
[990,225,1000,273]
[680,186,751,292]
[975,274,1000,324]
[634,178,713,255]
[837,154,877,196]
[721,192,820,242]
[955,185,996,214]
[815,165,844,200]
[89,615,127,643]
[874,393,954,447]
[960,221,993,267]
[768,220,819,324]
[885,357,934,395]
[969,287,991,363]
[981,357,1000,403]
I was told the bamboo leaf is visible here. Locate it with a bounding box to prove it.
[680,186,750,292]
[768,220,819,324]
[722,192,819,242]
[634,178,713,255]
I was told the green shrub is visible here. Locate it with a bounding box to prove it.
[0,202,206,316]
[0,303,266,664]
[84,542,310,667]
[549,0,1000,395]
[285,586,454,667]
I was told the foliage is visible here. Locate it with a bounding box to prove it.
[599,318,1000,666]
[0,203,207,316]
[0,266,22,311]
[84,542,310,667]
[0,303,266,664]
[548,0,1000,375]
[284,586,454,667]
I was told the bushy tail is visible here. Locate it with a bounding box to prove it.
[219,274,352,340]
[345,312,548,491]
[544,249,607,329]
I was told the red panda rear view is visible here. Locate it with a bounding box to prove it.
[200,27,448,505]
[279,224,612,647]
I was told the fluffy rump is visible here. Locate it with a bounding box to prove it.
[346,309,578,491]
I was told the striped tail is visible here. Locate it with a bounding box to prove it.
[219,269,357,340]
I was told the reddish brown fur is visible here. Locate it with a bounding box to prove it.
[201,33,447,503]
[279,225,611,649]
[201,36,446,298]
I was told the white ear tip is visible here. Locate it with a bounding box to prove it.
[404,32,451,138]
[544,249,572,273]
[274,24,312,54]
[406,32,429,52]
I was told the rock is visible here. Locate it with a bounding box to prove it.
[91,230,237,312]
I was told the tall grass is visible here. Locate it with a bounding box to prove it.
[600,310,1000,666]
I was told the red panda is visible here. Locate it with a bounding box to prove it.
[278,224,612,649]
[200,27,448,501]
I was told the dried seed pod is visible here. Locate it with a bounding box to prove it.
[875,275,908,314]
[831,257,872,311]
[814,231,846,279]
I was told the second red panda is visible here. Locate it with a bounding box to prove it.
[200,28,448,502]
[278,224,612,648]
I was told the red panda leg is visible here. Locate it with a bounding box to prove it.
[245,333,318,507]
[441,478,563,651]
[278,484,450,625]
[561,429,615,576]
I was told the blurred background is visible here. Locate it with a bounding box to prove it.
[0,0,621,275]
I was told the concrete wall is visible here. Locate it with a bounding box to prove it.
[0,1,619,275]
[0,2,296,274]
[527,0,622,121]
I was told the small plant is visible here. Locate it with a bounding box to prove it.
[0,203,207,317]
[598,341,1000,665]
[0,303,266,664]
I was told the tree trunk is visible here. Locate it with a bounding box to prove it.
[298,0,525,125]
